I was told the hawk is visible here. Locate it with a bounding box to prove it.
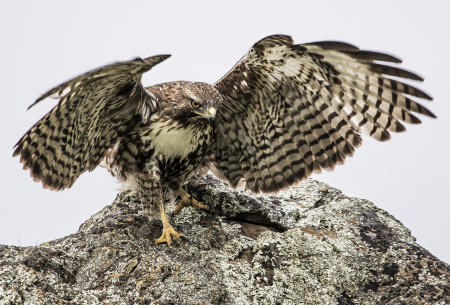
[14,35,435,245]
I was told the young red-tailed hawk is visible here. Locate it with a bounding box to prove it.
[13,35,434,245]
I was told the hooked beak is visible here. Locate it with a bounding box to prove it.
[205,107,216,121]
[194,106,217,122]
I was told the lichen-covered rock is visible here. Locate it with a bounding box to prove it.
[0,175,448,304]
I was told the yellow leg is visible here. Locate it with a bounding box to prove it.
[154,203,181,246]
[174,187,209,214]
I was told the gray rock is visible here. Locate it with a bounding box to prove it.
[0,175,448,305]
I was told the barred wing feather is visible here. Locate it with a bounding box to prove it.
[13,55,170,190]
[212,35,434,193]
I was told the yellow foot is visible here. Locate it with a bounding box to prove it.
[154,223,181,246]
[174,187,209,214]
[154,203,182,246]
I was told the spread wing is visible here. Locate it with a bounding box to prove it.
[13,55,170,190]
[211,35,434,193]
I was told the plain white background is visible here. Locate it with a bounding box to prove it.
[1,1,448,263]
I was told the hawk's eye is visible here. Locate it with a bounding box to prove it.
[191,100,200,108]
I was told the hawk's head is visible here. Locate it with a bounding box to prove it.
[161,82,221,125]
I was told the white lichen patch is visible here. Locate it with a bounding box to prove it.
[0,176,447,305]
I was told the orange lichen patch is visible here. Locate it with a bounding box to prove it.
[299,226,337,239]
[109,273,121,280]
